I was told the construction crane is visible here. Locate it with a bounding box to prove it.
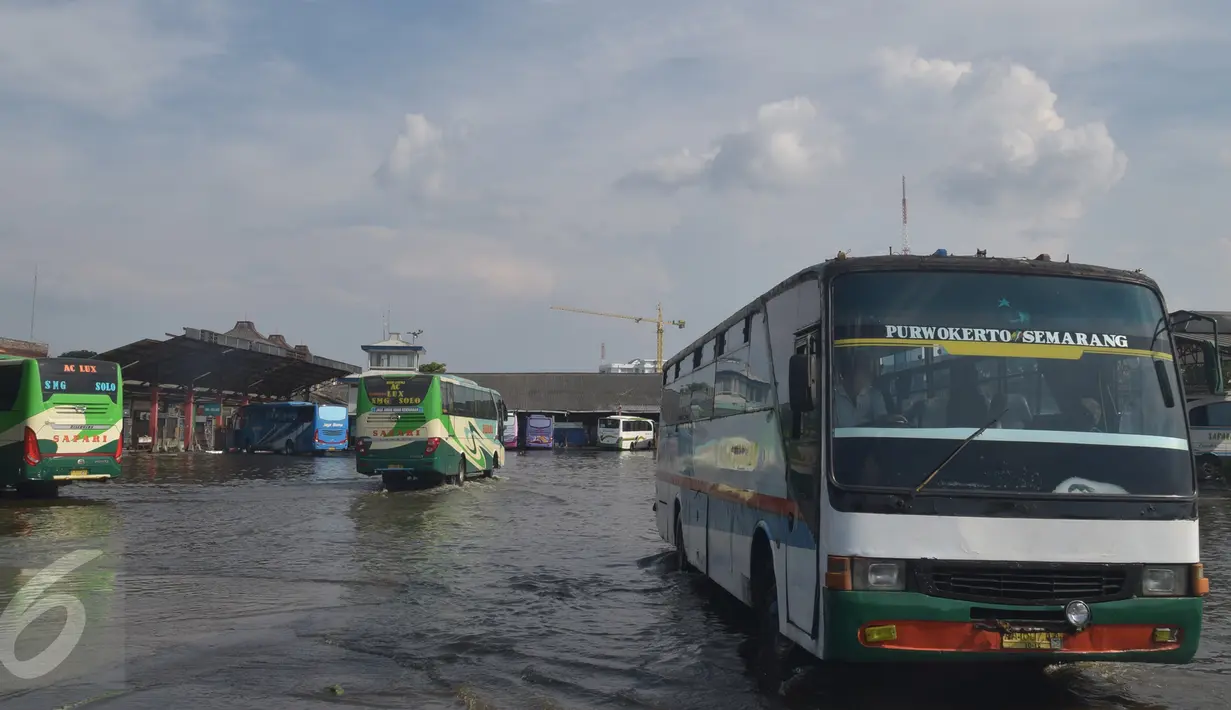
[550,303,685,372]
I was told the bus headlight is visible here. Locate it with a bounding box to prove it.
[1142,565,1188,597]
[852,558,906,591]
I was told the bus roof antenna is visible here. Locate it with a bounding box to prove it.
[900,175,911,256]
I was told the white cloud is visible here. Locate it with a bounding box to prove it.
[1,0,1229,368]
[875,47,1128,222]
[616,96,841,193]
[373,113,449,199]
[877,46,972,90]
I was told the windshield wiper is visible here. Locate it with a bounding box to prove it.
[910,405,1010,496]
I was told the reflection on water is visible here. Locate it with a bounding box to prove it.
[0,451,1226,709]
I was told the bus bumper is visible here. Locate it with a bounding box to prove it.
[356,457,445,477]
[823,590,1203,663]
[29,457,122,483]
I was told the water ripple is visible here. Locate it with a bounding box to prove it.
[0,450,1225,709]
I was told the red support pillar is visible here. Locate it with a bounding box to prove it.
[184,388,195,451]
[150,385,160,450]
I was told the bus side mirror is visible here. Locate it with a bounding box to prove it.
[1154,360,1176,409]
[788,354,813,413]
[1203,342,1225,395]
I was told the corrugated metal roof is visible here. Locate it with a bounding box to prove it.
[96,328,359,398]
[449,372,662,413]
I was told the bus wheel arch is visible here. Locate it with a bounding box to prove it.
[750,524,794,689]
[673,498,691,572]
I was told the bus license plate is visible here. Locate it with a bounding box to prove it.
[1001,631,1063,650]
[385,464,402,469]
[69,469,89,477]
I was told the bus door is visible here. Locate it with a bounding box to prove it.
[785,330,821,637]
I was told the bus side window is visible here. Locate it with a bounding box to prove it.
[440,382,454,414]
[1205,402,1231,427]
[0,363,21,411]
[453,387,475,418]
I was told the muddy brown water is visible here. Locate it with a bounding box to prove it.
[0,451,1227,709]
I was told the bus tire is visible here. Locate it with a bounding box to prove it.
[15,481,59,499]
[482,451,495,478]
[456,458,466,487]
[674,509,692,572]
[1197,454,1221,481]
[382,472,412,492]
[752,536,795,691]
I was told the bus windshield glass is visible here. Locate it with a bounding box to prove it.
[830,270,1192,497]
[362,376,431,410]
[38,358,119,402]
[317,405,348,428]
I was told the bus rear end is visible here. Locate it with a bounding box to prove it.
[314,405,349,452]
[26,358,123,489]
[354,374,445,481]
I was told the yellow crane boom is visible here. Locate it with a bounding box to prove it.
[550,303,685,372]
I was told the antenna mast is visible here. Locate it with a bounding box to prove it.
[900,175,911,256]
[29,263,37,340]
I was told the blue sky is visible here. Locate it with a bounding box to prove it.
[2,0,1231,370]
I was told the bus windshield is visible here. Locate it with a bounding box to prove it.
[317,405,348,428]
[830,270,1192,497]
[362,375,430,410]
[37,358,119,402]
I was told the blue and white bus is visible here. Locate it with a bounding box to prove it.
[233,402,350,455]
[315,405,349,453]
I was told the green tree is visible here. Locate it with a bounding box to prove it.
[419,361,447,373]
[59,349,98,358]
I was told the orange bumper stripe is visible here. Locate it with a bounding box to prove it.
[859,621,1181,653]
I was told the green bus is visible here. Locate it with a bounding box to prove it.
[0,356,124,497]
[354,372,507,490]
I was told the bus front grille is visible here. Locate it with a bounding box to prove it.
[368,414,427,430]
[55,405,111,416]
[915,562,1132,605]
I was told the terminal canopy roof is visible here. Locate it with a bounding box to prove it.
[96,328,360,399]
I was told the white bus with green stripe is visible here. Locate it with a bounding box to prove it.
[656,252,1208,685]
[354,371,507,490]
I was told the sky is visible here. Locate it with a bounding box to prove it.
[2,0,1230,371]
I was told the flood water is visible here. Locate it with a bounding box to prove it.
[1,451,1228,709]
